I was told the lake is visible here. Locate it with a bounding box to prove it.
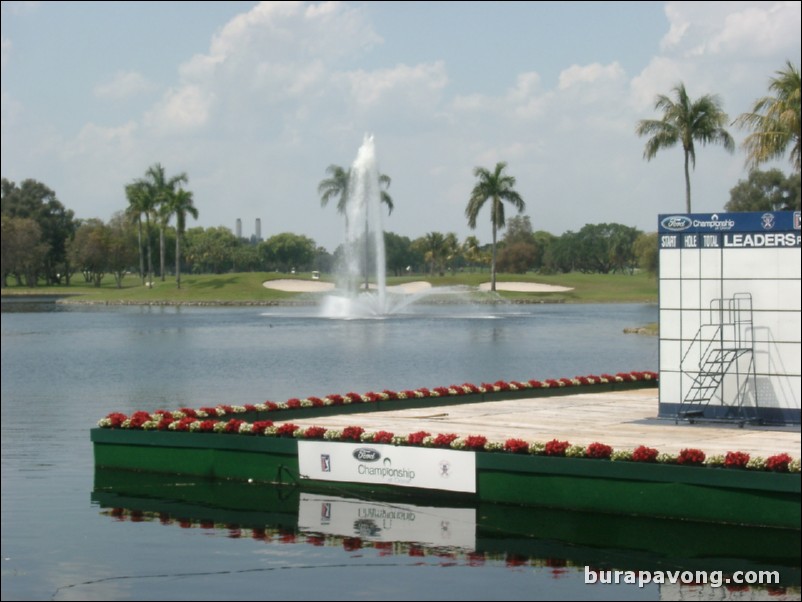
[1,299,797,600]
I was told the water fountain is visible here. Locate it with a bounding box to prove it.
[320,135,391,318]
[319,135,503,319]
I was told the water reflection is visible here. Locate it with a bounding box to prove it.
[92,469,801,598]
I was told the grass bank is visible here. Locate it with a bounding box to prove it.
[1,271,658,305]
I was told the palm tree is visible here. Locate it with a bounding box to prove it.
[318,165,394,222]
[168,188,199,289]
[318,164,351,218]
[319,164,393,289]
[141,163,188,281]
[125,182,148,285]
[636,82,735,213]
[734,61,801,173]
[465,162,525,292]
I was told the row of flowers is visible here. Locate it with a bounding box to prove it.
[97,410,800,473]
[99,371,658,426]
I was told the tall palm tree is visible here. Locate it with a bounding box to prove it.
[636,82,735,213]
[465,162,525,292]
[168,188,199,289]
[735,60,801,173]
[125,182,148,285]
[141,163,188,281]
[318,164,393,289]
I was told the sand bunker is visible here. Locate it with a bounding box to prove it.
[479,282,574,293]
[264,279,571,294]
[263,279,433,294]
[263,279,336,293]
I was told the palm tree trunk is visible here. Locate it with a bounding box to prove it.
[491,222,498,292]
[684,150,692,213]
[145,215,153,286]
[159,226,166,281]
[137,219,145,285]
[175,232,181,289]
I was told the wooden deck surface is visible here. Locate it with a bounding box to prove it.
[286,388,801,457]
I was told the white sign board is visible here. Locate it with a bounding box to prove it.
[298,493,476,549]
[298,440,477,493]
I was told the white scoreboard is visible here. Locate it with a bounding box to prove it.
[658,211,801,424]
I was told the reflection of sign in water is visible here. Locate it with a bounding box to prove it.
[298,493,476,549]
[298,441,476,493]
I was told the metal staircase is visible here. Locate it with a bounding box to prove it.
[676,293,758,425]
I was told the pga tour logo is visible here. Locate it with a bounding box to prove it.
[661,216,692,231]
[353,447,381,462]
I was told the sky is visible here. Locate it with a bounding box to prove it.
[2,1,800,252]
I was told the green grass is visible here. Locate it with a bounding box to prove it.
[1,270,658,304]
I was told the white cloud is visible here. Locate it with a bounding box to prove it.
[93,71,155,101]
[558,62,625,90]
[144,85,213,133]
[629,57,688,111]
[661,1,800,58]
[341,61,448,110]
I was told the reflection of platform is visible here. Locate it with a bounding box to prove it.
[91,469,800,584]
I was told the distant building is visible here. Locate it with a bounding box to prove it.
[235,218,242,239]
[255,218,262,241]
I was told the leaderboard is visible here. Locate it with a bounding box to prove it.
[658,211,801,249]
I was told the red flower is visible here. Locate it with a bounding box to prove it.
[345,392,363,403]
[766,453,793,472]
[243,404,258,412]
[172,417,196,431]
[128,411,153,428]
[632,445,659,462]
[381,389,399,400]
[251,421,274,435]
[326,394,344,405]
[265,401,279,411]
[199,406,218,416]
[157,416,174,430]
[407,431,430,445]
[341,426,365,441]
[286,398,301,409]
[463,435,487,451]
[724,451,750,469]
[544,439,570,456]
[504,438,529,454]
[585,442,613,459]
[198,419,219,432]
[105,412,128,428]
[677,448,706,465]
[303,426,327,439]
[432,433,459,448]
[373,430,394,444]
[275,423,299,437]
[178,407,198,418]
[224,419,244,433]
[307,396,324,407]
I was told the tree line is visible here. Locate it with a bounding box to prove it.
[2,61,798,288]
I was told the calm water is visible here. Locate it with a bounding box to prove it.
[0,299,796,600]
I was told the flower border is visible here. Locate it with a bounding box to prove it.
[95,370,799,473]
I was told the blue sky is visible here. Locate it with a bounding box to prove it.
[2,1,800,251]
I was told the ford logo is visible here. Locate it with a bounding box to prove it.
[353,448,381,462]
[660,216,692,231]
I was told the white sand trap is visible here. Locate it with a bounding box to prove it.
[263,279,335,292]
[386,281,432,294]
[479,281,574,293]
